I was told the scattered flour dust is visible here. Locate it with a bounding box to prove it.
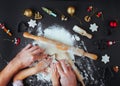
[33,24,78,81]
[30,23,104,86]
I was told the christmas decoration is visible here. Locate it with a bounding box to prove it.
[3,37,20,45]
[34,12,42,20]
[0,23,12,36]
[42,7,57,17]
[87,6,93,12]
[84,7,97,22]
[113,66,119,73]
[94,39,117,50]
[101,54,110,64]
[96,12,102,18]
[84,16,91,22]
[89,23,98,32]
[14,38,21,45]
[67,6,75,16]
[18,22,28,32]
[28,19,37,28]
[61,15,68,21]
[107,41,116,46]
[109,20,118,28]
[24,9,33,17]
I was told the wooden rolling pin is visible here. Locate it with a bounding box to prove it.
[23,32,97,60]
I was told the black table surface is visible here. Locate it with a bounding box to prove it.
[0,0,120,86]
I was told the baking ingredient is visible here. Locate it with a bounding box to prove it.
[25,23,105,86]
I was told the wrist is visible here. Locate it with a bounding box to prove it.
[9,62,20,72]
[13,53,27,70]
[10,57,23,71]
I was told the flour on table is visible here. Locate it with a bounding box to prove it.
[26,23,105,86]
[32,24,78,82]
[36,22,43,36]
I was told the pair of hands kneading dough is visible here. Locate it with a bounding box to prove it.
[13,57,52,82]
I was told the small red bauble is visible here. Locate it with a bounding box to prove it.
[109,21,118,28]
[107,41,115,46]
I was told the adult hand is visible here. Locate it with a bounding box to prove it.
[13,44,45,69]
[50,63,60,86]
[56,60,77,86]
[0,44,46,86]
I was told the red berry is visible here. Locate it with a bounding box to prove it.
[109,21,118,28]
